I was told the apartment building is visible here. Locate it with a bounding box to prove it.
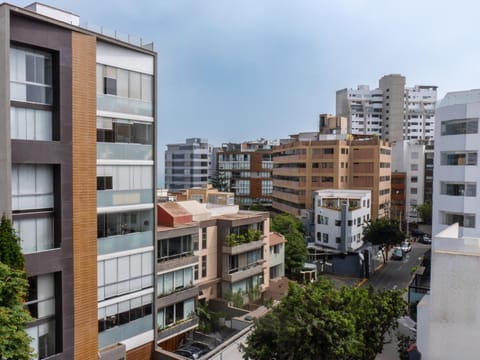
[336,74,437,142]
[271,133,391,220]
[392,140,434,223]
[216,139,275,206]
[0,3,156,359]
[155,201,275,352]
[165,138,214,191]
[313,190,371,252]
[417,90,480,358]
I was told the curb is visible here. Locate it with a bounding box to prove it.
[356,278,368,287]
[375,263,385,272]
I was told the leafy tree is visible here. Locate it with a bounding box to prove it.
[0,262,34,360]
[416,202,432,225]
[0,213,24,270]
[271,214,307,276]
[363,218,405,262]
[241,279,407,360]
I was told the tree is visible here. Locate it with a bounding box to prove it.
[416,202,432,225]
[0,213,24,270]
[241,279,407,360]
[211,169,229,192]
[363,218,404,254]
[271,214,307,276]
[0,262,34,360]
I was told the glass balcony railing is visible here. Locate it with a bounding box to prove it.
[97,143,153,161]
[97,94,153,117]
[97,189,153,207]
[98,231,153,255]
[98,314,152,349]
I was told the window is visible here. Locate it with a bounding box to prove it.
[335,220,341,226]
[261,180,273,195]
[411,188,418,194]
[10,107,52,141]
[97,209,152,238]
[97,117,153,145]
[194,265,199,281]
[410,176,418,183]
[193,232,199,251]
[11,164,54,212]
[97,176,113,190]
[98,294,152,333]
[336,237,341,244]
[10,46,52,105]
[323,148,334,155]
[322,233,329,243]
[441,118,478,135]
[201,228,207,249]
[158,235,193,262]
[202,256,207,278]
[157,298,195,330]
[104,77,117,95]
[411,152,419,159]
[157,267,194,296]
[442,212,475,228]
[440,182,476,197]
[14,217,54,254]
[411,164,418,171]
[441,151,477,166]
[316,232,321,241]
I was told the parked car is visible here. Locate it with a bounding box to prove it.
[174,342,211,359]
[420,234,432,244]
[400,241,412,253]
[391,247,404,260]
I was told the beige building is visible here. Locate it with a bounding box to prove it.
[172,184,235,205]
[272,134,391,219]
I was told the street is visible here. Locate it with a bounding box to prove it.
[368,242,430,291]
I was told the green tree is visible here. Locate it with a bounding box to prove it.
[0,214,24,270]
[241,279,407,360]
[0,262,34,360]
[271,214,307,277]
[363,218,405,262]
[416,202,432,225]
[211,169,229,192]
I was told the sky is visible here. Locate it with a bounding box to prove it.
[11,0,480,183]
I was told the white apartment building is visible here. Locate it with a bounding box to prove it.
[336,74,437,142]
[392,140,434,222]
[165,138,214,191]
[313,189,371,252]
[417,90,480,359]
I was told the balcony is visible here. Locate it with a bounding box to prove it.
[157,316,199,342]
[273,179,306,189]
[273,168,307,176]
[272,190,304,204]
[97,143,153,161]
[157,254,198,272]
[222,262,264,283]
[97,189,153,207]
[273,154,307,163]
[222,237,266,255]
[271,200,301,216]
[99,314,153,349]
[157,286,199,309]
[97,94,153,117]
[98,231,153,255]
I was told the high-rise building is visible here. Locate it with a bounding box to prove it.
[336,74,437,142]
[271,133,391,220]
[165,138,214,191]
[216,139,275,206]
[0,3,156,359]
[417,90,480,359]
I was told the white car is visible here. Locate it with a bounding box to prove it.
[400,241,412,253]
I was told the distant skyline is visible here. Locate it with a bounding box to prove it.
[14,0,480,184]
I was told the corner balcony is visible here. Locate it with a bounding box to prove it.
[157,316,199,342]
[157,253,199,272]
[222,261,265,283]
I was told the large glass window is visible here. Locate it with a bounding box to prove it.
[157,235,193,262]
[441,182,476,197]
[14,217,54,253]
[12,164,54,212]
[442,212,475,228]
[10,47,52,105]
[98,294,152,333]
[440,151,478,166]
[10,107,52,141]
[441,118,478,135]
[97,209,152,238]
[97,117,153,145]
[157,298,195,330]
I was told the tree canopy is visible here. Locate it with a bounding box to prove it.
[271,214,307,276]
[416,202,432,225]
[0,262,34,360]
[241,279,407,360]
[0,213,24,270]
[362,218,405,248]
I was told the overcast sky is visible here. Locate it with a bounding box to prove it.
[12,0,480,182]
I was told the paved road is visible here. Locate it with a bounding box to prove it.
[370,242,430,360]
[367,242,430,291]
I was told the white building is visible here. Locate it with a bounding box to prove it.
[336,74,437,142]
[313,189,371,252]
[392,139,434,222]
[417,90,480,359]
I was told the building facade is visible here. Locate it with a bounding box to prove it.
[336,74,437,142]
[216,139,274,207]
[271,133,391,220]
[417,90,480,359]
[165,138,214,191]
[0,3,156,359]
[313,190,371,252]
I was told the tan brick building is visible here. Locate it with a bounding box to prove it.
[272,134,391,220]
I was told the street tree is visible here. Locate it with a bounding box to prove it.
[363,218,405,261]
[271,214,307,276]
[0,262,34,360]
[0,213,24,270]
[416,202,432,225]
[241,279,407,360]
